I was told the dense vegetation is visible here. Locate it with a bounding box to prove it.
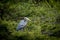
[0,0,60,40]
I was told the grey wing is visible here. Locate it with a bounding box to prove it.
[16,20,27,31]
[16,24,24,31]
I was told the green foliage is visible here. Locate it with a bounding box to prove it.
[0,0,60,40]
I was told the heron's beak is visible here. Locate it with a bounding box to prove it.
[28,19,31,21]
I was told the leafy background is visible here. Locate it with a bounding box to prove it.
[0,0,60,40]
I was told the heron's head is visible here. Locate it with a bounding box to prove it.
[24,17,31,21]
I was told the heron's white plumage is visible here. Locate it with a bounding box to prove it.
[24,17,31,21]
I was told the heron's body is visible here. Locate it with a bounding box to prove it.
[16,20,27,31]
[16,17,31,31]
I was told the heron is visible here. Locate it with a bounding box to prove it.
[16,17,31,31]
